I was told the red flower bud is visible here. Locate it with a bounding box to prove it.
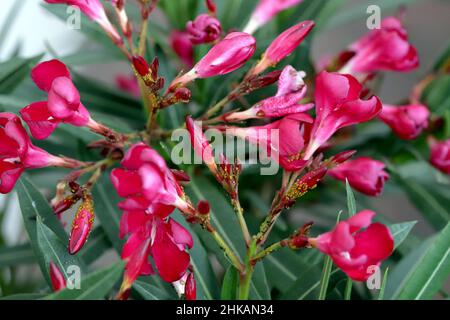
[197,200,210,215]
[172,169,191,182]
[132,55,150,77]
[206,0,216,14]
[49,261,66,292]
[327,150,356,168]
[185,272,197,300]
[69,193,95,254]
[174,87,192,103]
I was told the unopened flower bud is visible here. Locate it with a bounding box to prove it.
[284,167,327,204]
[187,14,222,45]
[197,200,210,215]
[326,150,356,168]
[185,272,197,300]
[253,21,314,75]
[69,193,95,255]
[172,169,191,182]
[174,87,192,103]
[206,0,216,14]
[132,55,154,85]
[49,261,66,292]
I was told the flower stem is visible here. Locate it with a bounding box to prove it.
[209,228,244,273]
[238,239,257,300]
[252,239,287,263]
[231,197,251,246]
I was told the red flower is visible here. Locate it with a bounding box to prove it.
[244,0,304,34]
[253,21,314,74]
[379,104,429,140]
[329,157,389,196]
[429,138,450,175]
[170,31,194,68]
[111,143,193,215]
[186,14,222,45]
[344,17,419,73]
[313,210,394,281]
[223,66,313,121]
[20,60,92,139]
[0,112,78,194]
[303,71,382,159]
[49,262,66,292]
[112,144,194,292]
[45,0,121,43]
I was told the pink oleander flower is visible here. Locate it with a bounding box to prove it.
[20,60,109,140]
[111,143,193,216]
[329,157,390,197]
[224,113,313,171]
[185,272,197,300]
[119,211,193,287]
[379,104,429,140]
[186,14,222,45]
[252,21,314,75]
[303,71,382,160]
[223,65,313,121]
[170,32,256,88]
[170,31,194,68]
[0,112,80,194]
[116,74,140,97]
[68,194,95,254]
[312,210,394,281]
[244,0,304,34]
[49,262,66,292]
[343,17,419,74]
[429,138,450,175]
[45,0,121,43]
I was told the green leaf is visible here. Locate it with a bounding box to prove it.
[36,217,85,286]
[0,293,46,300]
[0,55,44,94]
[0,244,35,267]
[78,228,112,265]
[318,256,333,300]
[421,75,450,116]
[16,175,68,282]
[133,281,173,300]
[43,261,125,300]
[0,0,25,53]
[92,174,124,253]
[389,221,417,249]
[393,172,449,230]
[432,41,450,72]
[394,222,450,300]
[221,266,239,300]
[345,180,356,216]
[378,267,389,300]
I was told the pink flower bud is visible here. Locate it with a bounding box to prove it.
[206,0,216,14]
[69,194,95,254]
[49,261,66,292]
[327,150,357,168]
[186,14,222,45]
[429,138,450,175]
[170,31,194,68]
[313,210,394,281]
[329,157,389,197]
[195,32,256,78]
[244,0,304,34]
[379,104,429,140]
[185,272,197,300]
[252,21,314,75]
[132,55,150,77]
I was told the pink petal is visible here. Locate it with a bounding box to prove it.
[0,161,24,194]
[110,168,142,198]
[168,218,194,249]
[352,223,394,261]
[47,77,81,119]
[20,101,60,140]
[31,59,71,92]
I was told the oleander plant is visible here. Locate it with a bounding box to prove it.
[0,0,449,301]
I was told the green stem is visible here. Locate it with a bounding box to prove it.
[210,229,244,273]
[252,240,286,263]
[318,256,333,300]
[344,278,353,300]
[238,240,257,300]
[202,95,231,120]
[231,198,251,246]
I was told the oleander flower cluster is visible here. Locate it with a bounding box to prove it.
[1,0,448,301]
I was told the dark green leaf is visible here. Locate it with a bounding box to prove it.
[221,266,239,300]
[133,281,173,300]
[389,221,417,249]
